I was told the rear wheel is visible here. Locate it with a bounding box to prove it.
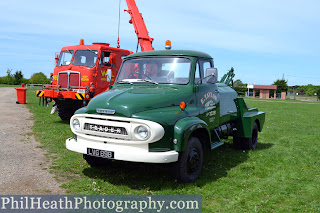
[83,154,112,168]
[172,137,203,183]
[233,121,258,150]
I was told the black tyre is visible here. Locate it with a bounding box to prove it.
[57,106,75,121]
[233,121,258,150]
[83,154,111,168]
[172,137,203,183]
[233,136,242,150]
[55,99,83,121]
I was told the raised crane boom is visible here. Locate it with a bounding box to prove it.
[125,0,154,51]
[220,68,235,87]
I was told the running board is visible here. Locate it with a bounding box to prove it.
[211,141,224,149]
[210,129,224,149]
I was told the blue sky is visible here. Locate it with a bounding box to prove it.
[0,0,319,86]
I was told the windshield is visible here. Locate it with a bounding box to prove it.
[57,50,74,67]
[116,57,191,85]
[72,50,98,67]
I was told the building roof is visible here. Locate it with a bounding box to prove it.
[252,85,277,90]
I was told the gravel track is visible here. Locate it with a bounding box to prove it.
[0,87,65,194]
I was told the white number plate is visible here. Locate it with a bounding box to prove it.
[87,148,114,159]
[72,89,86,93]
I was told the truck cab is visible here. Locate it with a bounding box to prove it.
[66,49,265,183]
[37,41,132,120]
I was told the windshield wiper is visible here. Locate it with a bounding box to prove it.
[140,79,159,85]
[117,79,158,85]
[118,80,133,85]
[87,48,97,55]
[66,48,72,54]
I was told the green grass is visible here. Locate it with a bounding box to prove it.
[26,88,320,212]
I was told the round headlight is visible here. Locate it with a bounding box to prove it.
[72,118,80,130]
[136,125,149,140]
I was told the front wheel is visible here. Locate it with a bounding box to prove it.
[55,99,84,121]
[172,137,203,183]
[57,105,75,121]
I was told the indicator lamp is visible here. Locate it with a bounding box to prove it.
[179,102,186,110]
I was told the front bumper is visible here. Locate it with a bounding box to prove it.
[66,137,179,163]
[36,89,89,100]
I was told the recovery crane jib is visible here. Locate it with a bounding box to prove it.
[125,0,154,52]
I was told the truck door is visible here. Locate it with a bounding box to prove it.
[96,52,113,94]
[195,59,220,129]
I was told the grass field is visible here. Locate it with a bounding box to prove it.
[24,87,319,212]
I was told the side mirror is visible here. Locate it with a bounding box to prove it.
[205,68,218,84]
[55,54,59,64]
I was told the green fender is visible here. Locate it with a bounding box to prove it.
[173,117,210,152]
[232,98,265,138]
[74,107,87,115]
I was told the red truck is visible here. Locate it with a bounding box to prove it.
[37,0,154,120]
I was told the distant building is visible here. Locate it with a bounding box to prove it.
[247,85,277,99]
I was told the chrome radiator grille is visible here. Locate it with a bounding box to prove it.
[58,71,80,89]
[84,123,128,135]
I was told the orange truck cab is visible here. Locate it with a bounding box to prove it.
[37,40,132,120]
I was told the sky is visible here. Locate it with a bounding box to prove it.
[0,0,319,86]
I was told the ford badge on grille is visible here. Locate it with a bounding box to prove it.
[96,108,116,115]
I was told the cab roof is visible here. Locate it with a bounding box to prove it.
[126,50,213,59]
[61,43,131,53]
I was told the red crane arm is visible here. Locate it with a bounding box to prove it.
[125,0,154,51]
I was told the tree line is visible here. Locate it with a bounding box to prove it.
[229,68,320,99]
[234,79,320,100]
[0,69,50,85]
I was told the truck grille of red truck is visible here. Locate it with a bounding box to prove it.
[58,71,81,89]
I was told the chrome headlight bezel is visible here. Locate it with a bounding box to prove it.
[72,118,81,131]
[134,125,150,140]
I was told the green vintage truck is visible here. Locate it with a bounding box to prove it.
[66,49,265,183]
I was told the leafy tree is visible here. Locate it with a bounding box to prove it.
[13,70,23,85]
[20,78,30,84]
[233,79,247,95]
[30,72,50,84]
[4,69,15,85]
[306,88,315,96]
[273,79,288,93]
[0,69,27,85]
[297,85,319,95]
[234,79,245,87]
[317,88,320,101]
